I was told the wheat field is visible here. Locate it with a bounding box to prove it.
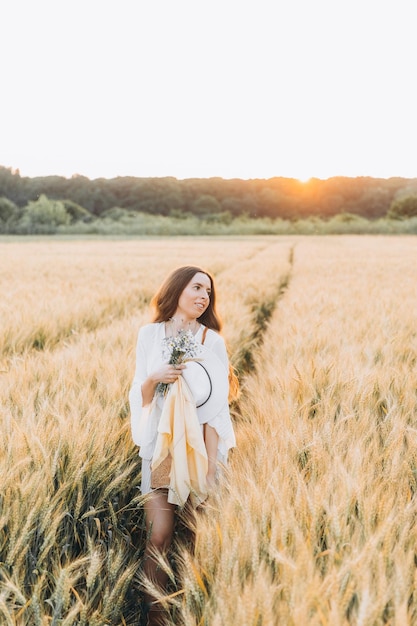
[1,235,417,625]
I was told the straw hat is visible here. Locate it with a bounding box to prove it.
[182,344,229,423]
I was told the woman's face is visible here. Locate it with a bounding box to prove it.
[176,272,211,321]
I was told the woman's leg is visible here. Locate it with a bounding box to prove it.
[142,490,176,623]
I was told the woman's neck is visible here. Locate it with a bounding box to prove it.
[168,316,200,335]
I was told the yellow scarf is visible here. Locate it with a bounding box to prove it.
[151,376,208,507]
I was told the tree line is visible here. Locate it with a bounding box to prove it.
[1,165,417,232]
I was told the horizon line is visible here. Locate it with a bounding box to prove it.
[1,165,416,184]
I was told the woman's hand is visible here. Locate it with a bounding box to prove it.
[141,363,185,405]
[152,363,186,385]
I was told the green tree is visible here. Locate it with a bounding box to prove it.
[192,194,221,216]
[0,197,18,222]
[387,195,417,219]
[0,197,25,232]
[19,194,70,233]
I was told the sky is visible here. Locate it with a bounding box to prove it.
[1,0,416,182]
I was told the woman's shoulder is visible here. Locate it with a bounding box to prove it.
[202,326,226,348]
[201,327,229,367]
[138,322,164,341]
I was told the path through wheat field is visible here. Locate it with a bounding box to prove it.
[1,235,417,625]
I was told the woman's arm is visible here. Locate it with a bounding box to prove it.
[204,423,219,489]
[130,325,186,447]
[131,325,185,407]
[200,330,236,466]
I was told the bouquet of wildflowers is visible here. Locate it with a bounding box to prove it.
[156,329,201,397]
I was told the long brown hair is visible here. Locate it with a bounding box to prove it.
[151,266,222,331]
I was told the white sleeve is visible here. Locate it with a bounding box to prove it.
[203,329,229,369]
[202,330,236,460]
[129,325,150,446]
[210,334,230,372]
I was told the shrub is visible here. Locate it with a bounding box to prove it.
[203,211,233,225]
[100,207,133,221]
[62,199,93,223]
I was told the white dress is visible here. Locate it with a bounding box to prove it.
[129,322,236,494]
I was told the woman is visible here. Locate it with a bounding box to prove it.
[129,266,236,625]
